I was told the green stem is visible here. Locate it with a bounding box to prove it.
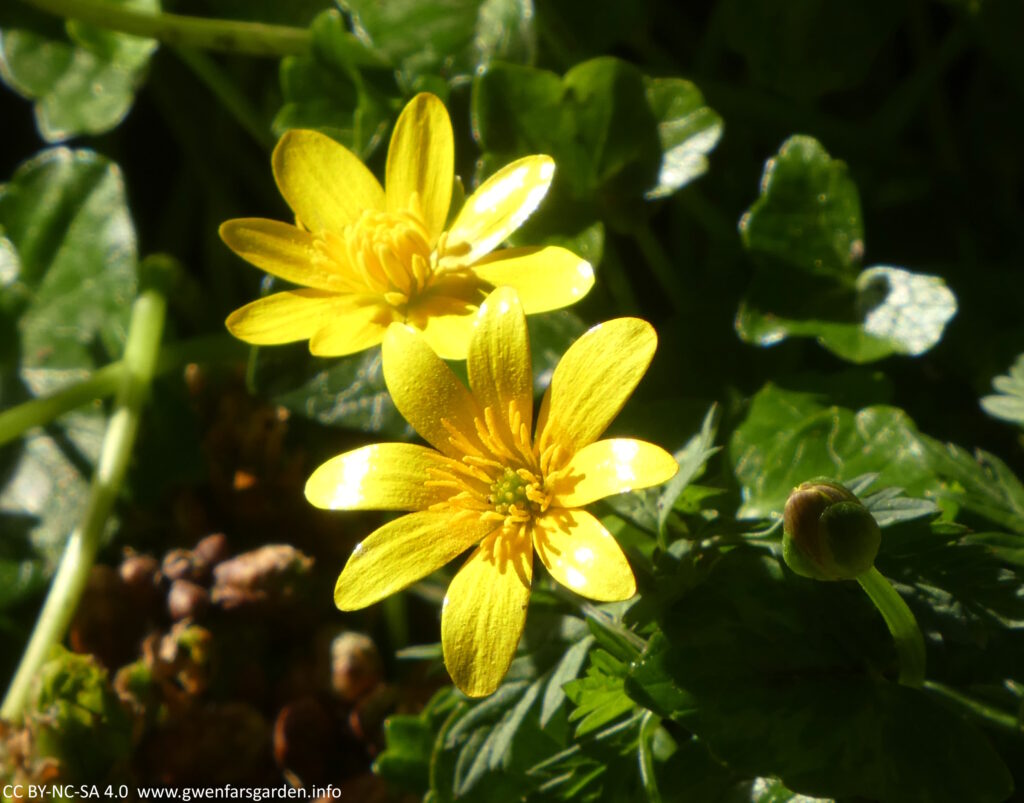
[0,335,244,449]
[857,567,926,687]
[924,681,1024,735]
[1,285,166,721]
[637,711,664,803]
[18,0,310,57]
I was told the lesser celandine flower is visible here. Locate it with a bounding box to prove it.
[220,93,594,360]
[305,287,678,696]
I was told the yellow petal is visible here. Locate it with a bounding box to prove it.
[418,311,476,361]
[306,443,455,511]
[386,93,454,244]
[381,323,484,458]
[467,287,533,437]
[220,218,353,292]
[272,129,384,233]
[226,289,346,345]
[470,246,595,313]
[444,155,555,266]
[536,318,657,455]
[533,509,636,602]
[335,511,496,610]
[308,302,393,356]
[442,535,533,697]
[549,439,679,507]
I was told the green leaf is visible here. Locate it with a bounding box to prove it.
[0,0,158,142]
[341,0,534,83]
[626,549,1013,803]
[643,77,723,200]
[473,57,670,223]
[376,686,459,794]
[737,138,957,362]
[526,308,588,397]
[740,136,863,281]
[656,404,720,534]
[273,9,390,156]
[722,0,907,99]
[981,353,1024,427]
[730,383,935,519]
[539,635,594,728]
[28,646,134,780]
[0,148,137,596]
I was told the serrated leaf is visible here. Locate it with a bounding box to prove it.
[0,0,158,142]
[981,353,1024,427]
[657,404,719,534]
[540,635,594,727]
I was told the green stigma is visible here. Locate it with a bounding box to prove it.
[490,468,532,516]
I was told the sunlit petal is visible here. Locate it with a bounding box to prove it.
[442,535,532,697]
[382,323,484,458]
[468,287,533,436]
[226,289,347,345]
[306,443,456,511]
[335,511,496,610]
[219,218,353,292]
[386,93,454,244]
[418,310,477,361]
[533,509,636,602]
[445,155,555,265]
[308,302,393,357]
[273,129,384,233]
[537,318,657,455]
[550,439,678,507]
[470,246,595,313]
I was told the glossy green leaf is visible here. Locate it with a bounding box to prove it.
[341,0,534,82]
[472,57,664,216]
[0,148,137,593]
[981,353,1024,427]
[272,9,390,155]
[643,77,723,200]
[0,0,158,142]
[526,308,587,397]
[626,549,1013,803]
[656,404,719,534]
[740,136,863,281]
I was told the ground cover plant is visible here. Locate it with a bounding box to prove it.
[0,0,1022,798]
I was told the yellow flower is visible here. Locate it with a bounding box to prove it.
[220,93,594,360]
[305,287,678,697]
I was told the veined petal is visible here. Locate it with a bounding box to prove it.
[442,535,533,697]
[418,311,477,361]
[220,218,352,292]
[226,289,347,345]
[533,509,636,602]
[468,287,533,436]
[382,323,484,459]
[536,319,657,455]
[306,443,455,511]
[550,439,678,507]
[308,302,393,356]
[335,511,496,610]
[386,93,454,244]
[273,129,384,233]
[470,246,595,313]
[445,155,555,266]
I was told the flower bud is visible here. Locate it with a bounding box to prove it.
[782,479,881,581]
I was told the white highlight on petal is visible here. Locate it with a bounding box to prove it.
[498,299,510,314]
[473,165,529,216]
[574,546,595,566]
[352,541,365,556]
[329,447,374,508]
[539,160,555,182]
[565,566,586,589]
[611,439,639,488]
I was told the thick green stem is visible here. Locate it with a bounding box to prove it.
[0,335,243,449]
[1,287,167,720]
[18,0,310,56]
[857,567,926,687]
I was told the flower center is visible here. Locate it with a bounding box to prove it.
[490,467,542,522]
[318,209,435,308]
